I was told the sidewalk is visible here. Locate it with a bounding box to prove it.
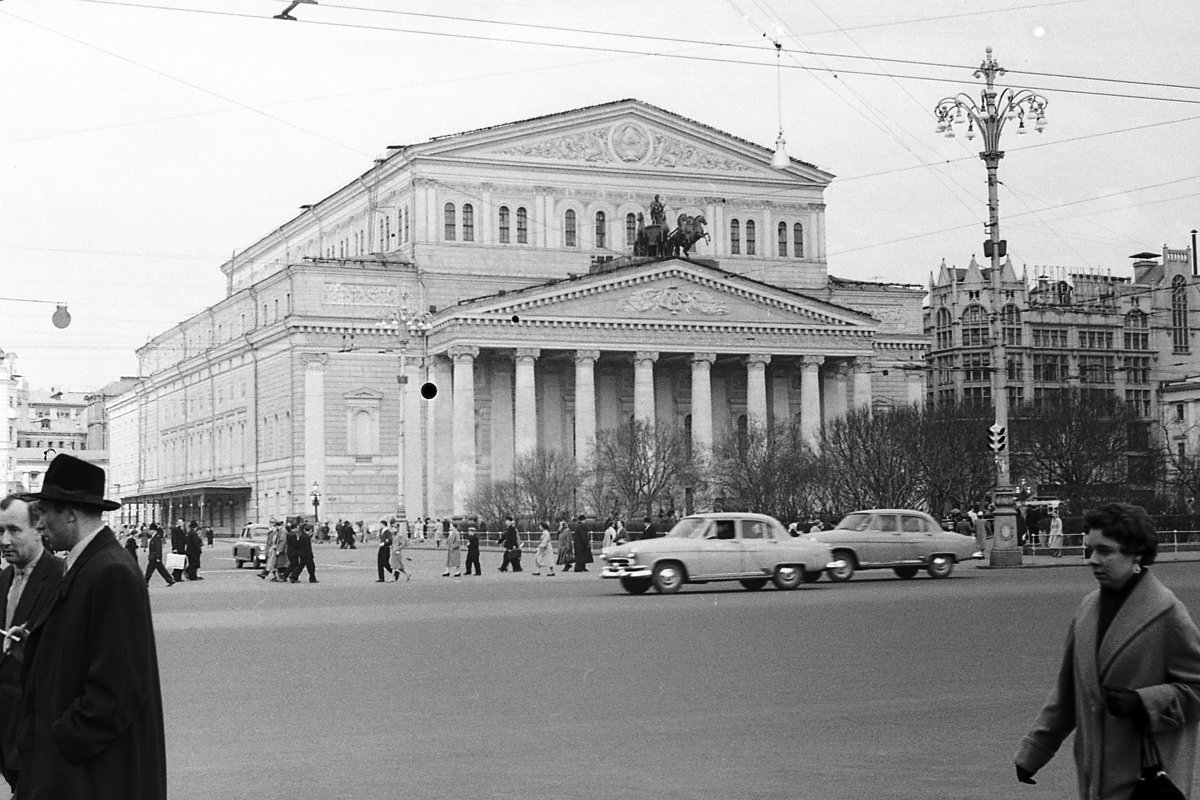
[976,547,1200,568]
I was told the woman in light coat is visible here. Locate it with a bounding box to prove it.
[1048,509,1064,558]
[534,522,556,576]
[442,524,461,577]
[1015,502,1200,800]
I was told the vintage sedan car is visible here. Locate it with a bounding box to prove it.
[600,513,836,594]
[808,509,982,581]
[232,523,272,569]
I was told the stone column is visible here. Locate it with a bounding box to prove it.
[824,361,849,423]
[573,350,600,468]
[402,358,424,520]
[800,356,824,448]
[745,354,771,427]
[514,349,540,457]
[690,353,716,456]
[302,354,327,513]
[853,356,874,412]
[490,361,514,481]
[771,371,790,428]
[450,346,479,514]
[426,355,453,516]
[633,351,659,426]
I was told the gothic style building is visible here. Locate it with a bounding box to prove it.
[108,99,926,530]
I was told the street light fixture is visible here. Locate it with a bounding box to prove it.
[309,481,321,523]
[377,297,434,523]
[934,47,1049,567]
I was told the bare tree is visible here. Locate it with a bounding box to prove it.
[711,420,823,523]
[818,407,926,512]
[590,419,699,520]
[915,402,997,514]
[1149,419,1200,511]
[465,478,523,524]
[513,449,581,526]
[1010,389,1136,514]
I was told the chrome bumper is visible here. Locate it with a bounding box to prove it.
[600,564,653,579]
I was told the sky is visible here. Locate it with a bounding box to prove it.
[2,0,1199,391]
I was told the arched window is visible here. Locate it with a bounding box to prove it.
[353,410,375,455]
[626,213,637,246]
[498,206,510,243]
[777,221,788,257]
[745,220,756,255]
[961,304,989,347]
[1173,275,1190,353]
[935,307,953,350]
[595,211,606,249]
[793,223,804,258]
[730,219,741,254]
[516,207,528,244]
[462,204,474,241]
[564,209,577,247]
[444,203,456,241]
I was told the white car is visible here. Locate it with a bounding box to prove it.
[600,513,837,594]
[232,523,271,569]
[809,509,983,581]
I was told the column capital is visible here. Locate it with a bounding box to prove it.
[573,350,601,365]
[634,351,659,365]
[448,345,480,363]
[744,353,772,368]
[800,355,825,371]
[855,354,875,370]
[514,348,541,363]
[302,353,329,368]
[690,352,717,366]
[832,361,851,377]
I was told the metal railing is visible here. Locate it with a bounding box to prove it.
[1023,530,1200,557]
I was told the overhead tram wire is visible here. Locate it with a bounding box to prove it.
[55,0,1200,107]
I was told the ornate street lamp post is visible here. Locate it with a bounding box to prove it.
[378,300,433,524]
[934,47,1048,567]
[310,481,321,524]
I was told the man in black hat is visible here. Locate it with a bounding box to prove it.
[19,453,167,799]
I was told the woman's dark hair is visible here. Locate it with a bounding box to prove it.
[1084,502,1158,565]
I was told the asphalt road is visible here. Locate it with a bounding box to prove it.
[14,542,1200,799]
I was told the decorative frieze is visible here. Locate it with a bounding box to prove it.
[322,282,398,307]
[618,285,729,316]
[492,123,755,173]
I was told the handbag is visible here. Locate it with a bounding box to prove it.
[1130,730,1188,800]
[164,553,187,570]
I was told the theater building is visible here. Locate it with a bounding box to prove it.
[108,99,926,529]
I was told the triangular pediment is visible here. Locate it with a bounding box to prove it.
[412,99,833,184]
[344,387,384,401]
[453,260,875,330]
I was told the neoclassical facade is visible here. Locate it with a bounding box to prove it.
[108,100,925,529]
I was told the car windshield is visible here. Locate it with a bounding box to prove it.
[834,513,873,532]
[667,518,708,539]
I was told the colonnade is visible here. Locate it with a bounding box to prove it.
[399,347,876,518]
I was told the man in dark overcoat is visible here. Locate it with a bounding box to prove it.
[289,524,317,583]
[572,514,594,572]
[169,518,187,582]
[17,454,167,799]
[143,524,175,587]
[498,516,522,572]
[0,495,65,793]
[184,521,204,580]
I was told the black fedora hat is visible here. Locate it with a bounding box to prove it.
[23,454,120,511]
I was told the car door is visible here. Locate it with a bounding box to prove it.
[898,513,930,562]
[859,512,902,565]
[693,519,744,578]
[738,518,772,576]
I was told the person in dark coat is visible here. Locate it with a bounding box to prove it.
[169,518,187,582]
[640,516,656,540]
[376,527,393,583]
[18,454,167,799]
[572,514,593,572]
[0,495,66,793]
[498,516,522,572]
[142,524,175,587]
[124,532,139,564]
[184,522,204,580]
[464,527,481,576]
[284,524,301,582]
[289,525,317,583]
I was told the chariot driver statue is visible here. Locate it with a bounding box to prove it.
[649,194,665,227]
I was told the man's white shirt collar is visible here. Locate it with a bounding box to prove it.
[65,524,105,572]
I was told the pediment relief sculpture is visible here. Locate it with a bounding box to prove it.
[617,285,729,316]
[489,122,755,173]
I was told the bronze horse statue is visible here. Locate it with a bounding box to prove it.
[666,214,709,258]
[634,212,670,258]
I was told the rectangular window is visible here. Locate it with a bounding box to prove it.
[963,352,991,384]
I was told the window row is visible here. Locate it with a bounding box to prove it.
[729,219,805,258]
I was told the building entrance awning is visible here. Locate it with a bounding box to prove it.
[121,480,252,505]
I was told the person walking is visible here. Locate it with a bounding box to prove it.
[124,531,140,564]
[0,494,66,794]
[443,523,461,577]
[1014,502,1200,798]
[376,526,394,583]
[498,516,522,572]
[614,518,627,545]
[572,515,593,573]
[533,522,556,576]
[169,518,187,583]
[19,453,168,799]
[390,530,411,581]
[463,527,481,576]
[184,522,204,580]
[555,517,574,573]
[143,523,176,587]
[1048,509,1064,558]
[601,519,616,551]
[289,524,318,583]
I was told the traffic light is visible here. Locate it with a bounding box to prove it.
[988,423,1007,453]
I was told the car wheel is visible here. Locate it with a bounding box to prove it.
[234,558,244,569]
[771,565,804,590]
[620,576,652,594]
[802,570,824,583]
[926,556,955,579]
[651,562,686,594]
[740,578,768,591]
[893,566,919,579]
[827,551,856,582]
